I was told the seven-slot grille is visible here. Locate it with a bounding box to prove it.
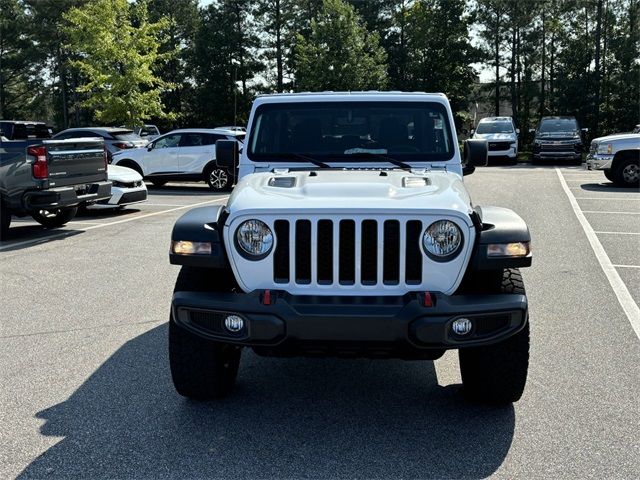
[272,218,425,287]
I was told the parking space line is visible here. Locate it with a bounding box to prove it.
[582,211,640,215]
[557,169,640,340]
[613,264,640,269]
[0,197,228,252]
[595,231,640,235]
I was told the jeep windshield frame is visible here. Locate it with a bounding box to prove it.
[247,101,455,163]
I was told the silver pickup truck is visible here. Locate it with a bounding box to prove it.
[0,121,112,238]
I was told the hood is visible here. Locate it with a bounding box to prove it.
[473,133,516,141]
[592,132,640,143]
[227,170,473,219]
[107,164,143,182]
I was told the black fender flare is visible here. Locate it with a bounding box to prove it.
[114,159,143,176]
[169,205,230,269]
[470,206,532,270]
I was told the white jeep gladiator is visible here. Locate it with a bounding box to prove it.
[586,131,640,187]
[168,92,532,404]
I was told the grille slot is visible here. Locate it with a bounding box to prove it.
[488,141,511,151]
[271,217,437,289]
[339,220,356,284]
[405,220,423,284]
[295,220,312,284]
[273,220,290,283]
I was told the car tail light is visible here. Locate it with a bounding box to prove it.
[113,142,133,149]
[28,145,48,179]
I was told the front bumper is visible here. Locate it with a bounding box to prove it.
[23,181,112,210]
[96,185,148,206]
[172,290,528,357]
[487,148,517,159]
[586,154,613,171]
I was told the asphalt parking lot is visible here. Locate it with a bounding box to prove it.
[1,167,639,479]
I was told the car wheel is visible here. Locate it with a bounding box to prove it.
[31,207,78,229]
[612,155,640,187]
[0,199,11,239]
[169,266,241,400]
[458,268,529,404]
[150,180,168,187]
[205,166,232,192]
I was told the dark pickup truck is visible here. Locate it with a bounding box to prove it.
[0,121,112,238]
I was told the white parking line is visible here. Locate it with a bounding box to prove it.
[595,231,640,235]
[0,197,229,252]
[614,265,640,269]
[575,198,640,201]
[556,169,640,340]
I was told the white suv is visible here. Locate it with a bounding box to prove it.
[112,128,245,191]
[472,116,519,164]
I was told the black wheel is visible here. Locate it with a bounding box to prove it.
[0,199,11,239]
[31,207,78,228]
[458,268,530,404]
[612,154,640,187]
[603,169,615,182]
[205,165,232,192]
[150,179,168,187]
[169,266,241,400]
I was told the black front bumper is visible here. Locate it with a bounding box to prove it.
[172,290,528,357]
[23,181,112,210]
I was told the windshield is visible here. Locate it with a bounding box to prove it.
[248,101,454,162]
[539,119,578,133]
[476,121,513,134]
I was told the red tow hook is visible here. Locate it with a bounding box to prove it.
[423,291,434,307]
[262,289,272,305]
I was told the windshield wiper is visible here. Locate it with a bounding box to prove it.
[339,152,413,170]
[273,153,331,168]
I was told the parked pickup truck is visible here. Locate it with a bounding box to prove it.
[586,132,640,187]
[0,120,112,238]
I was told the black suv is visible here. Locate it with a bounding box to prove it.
[530,116,587,164]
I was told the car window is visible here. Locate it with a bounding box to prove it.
[202,134,225,145]
[154,134,182,149]
[476,122,514,134]
[180,133,205,147]
[112,131,141,141]
[539,119,578,133]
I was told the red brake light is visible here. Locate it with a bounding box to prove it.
[28,145,48,179]
[113,142,133,149]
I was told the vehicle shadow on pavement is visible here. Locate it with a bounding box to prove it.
[19,325,515,479]
[0,224,83,251]
[580,183,640,193]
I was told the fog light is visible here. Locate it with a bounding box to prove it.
[224,315,244,333]
[452,318,473,336]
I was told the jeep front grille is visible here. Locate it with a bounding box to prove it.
[272,218,425,286]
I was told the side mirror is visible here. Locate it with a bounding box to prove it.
[516,128,520,135]
[529,128,536,134]
[147,143,154,151]
[463,139,488,170]
[470,128,475,136]
[581,128,589,135]
[216,139,239,169]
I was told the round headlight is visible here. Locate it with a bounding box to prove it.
[423,220,463,260]
[236,219,274,258]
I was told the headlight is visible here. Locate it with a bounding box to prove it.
[597,143,613,154]
[235,219,274,259]
[422,220,463,260]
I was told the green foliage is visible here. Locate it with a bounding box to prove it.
[293,0,388,91]
[403,0,480,126]
[63,0,174,127]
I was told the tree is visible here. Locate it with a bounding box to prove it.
[293,0,387,91]
[475,0,507,116]
[404,0,480,126]
[63,0,174,127]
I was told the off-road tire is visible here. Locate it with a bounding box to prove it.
[169,266,241,400]
[612,154,640,187]
[0,199,11,239]
[31,207,78,229]
[458,268,529,405]
[205,165,233,192]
